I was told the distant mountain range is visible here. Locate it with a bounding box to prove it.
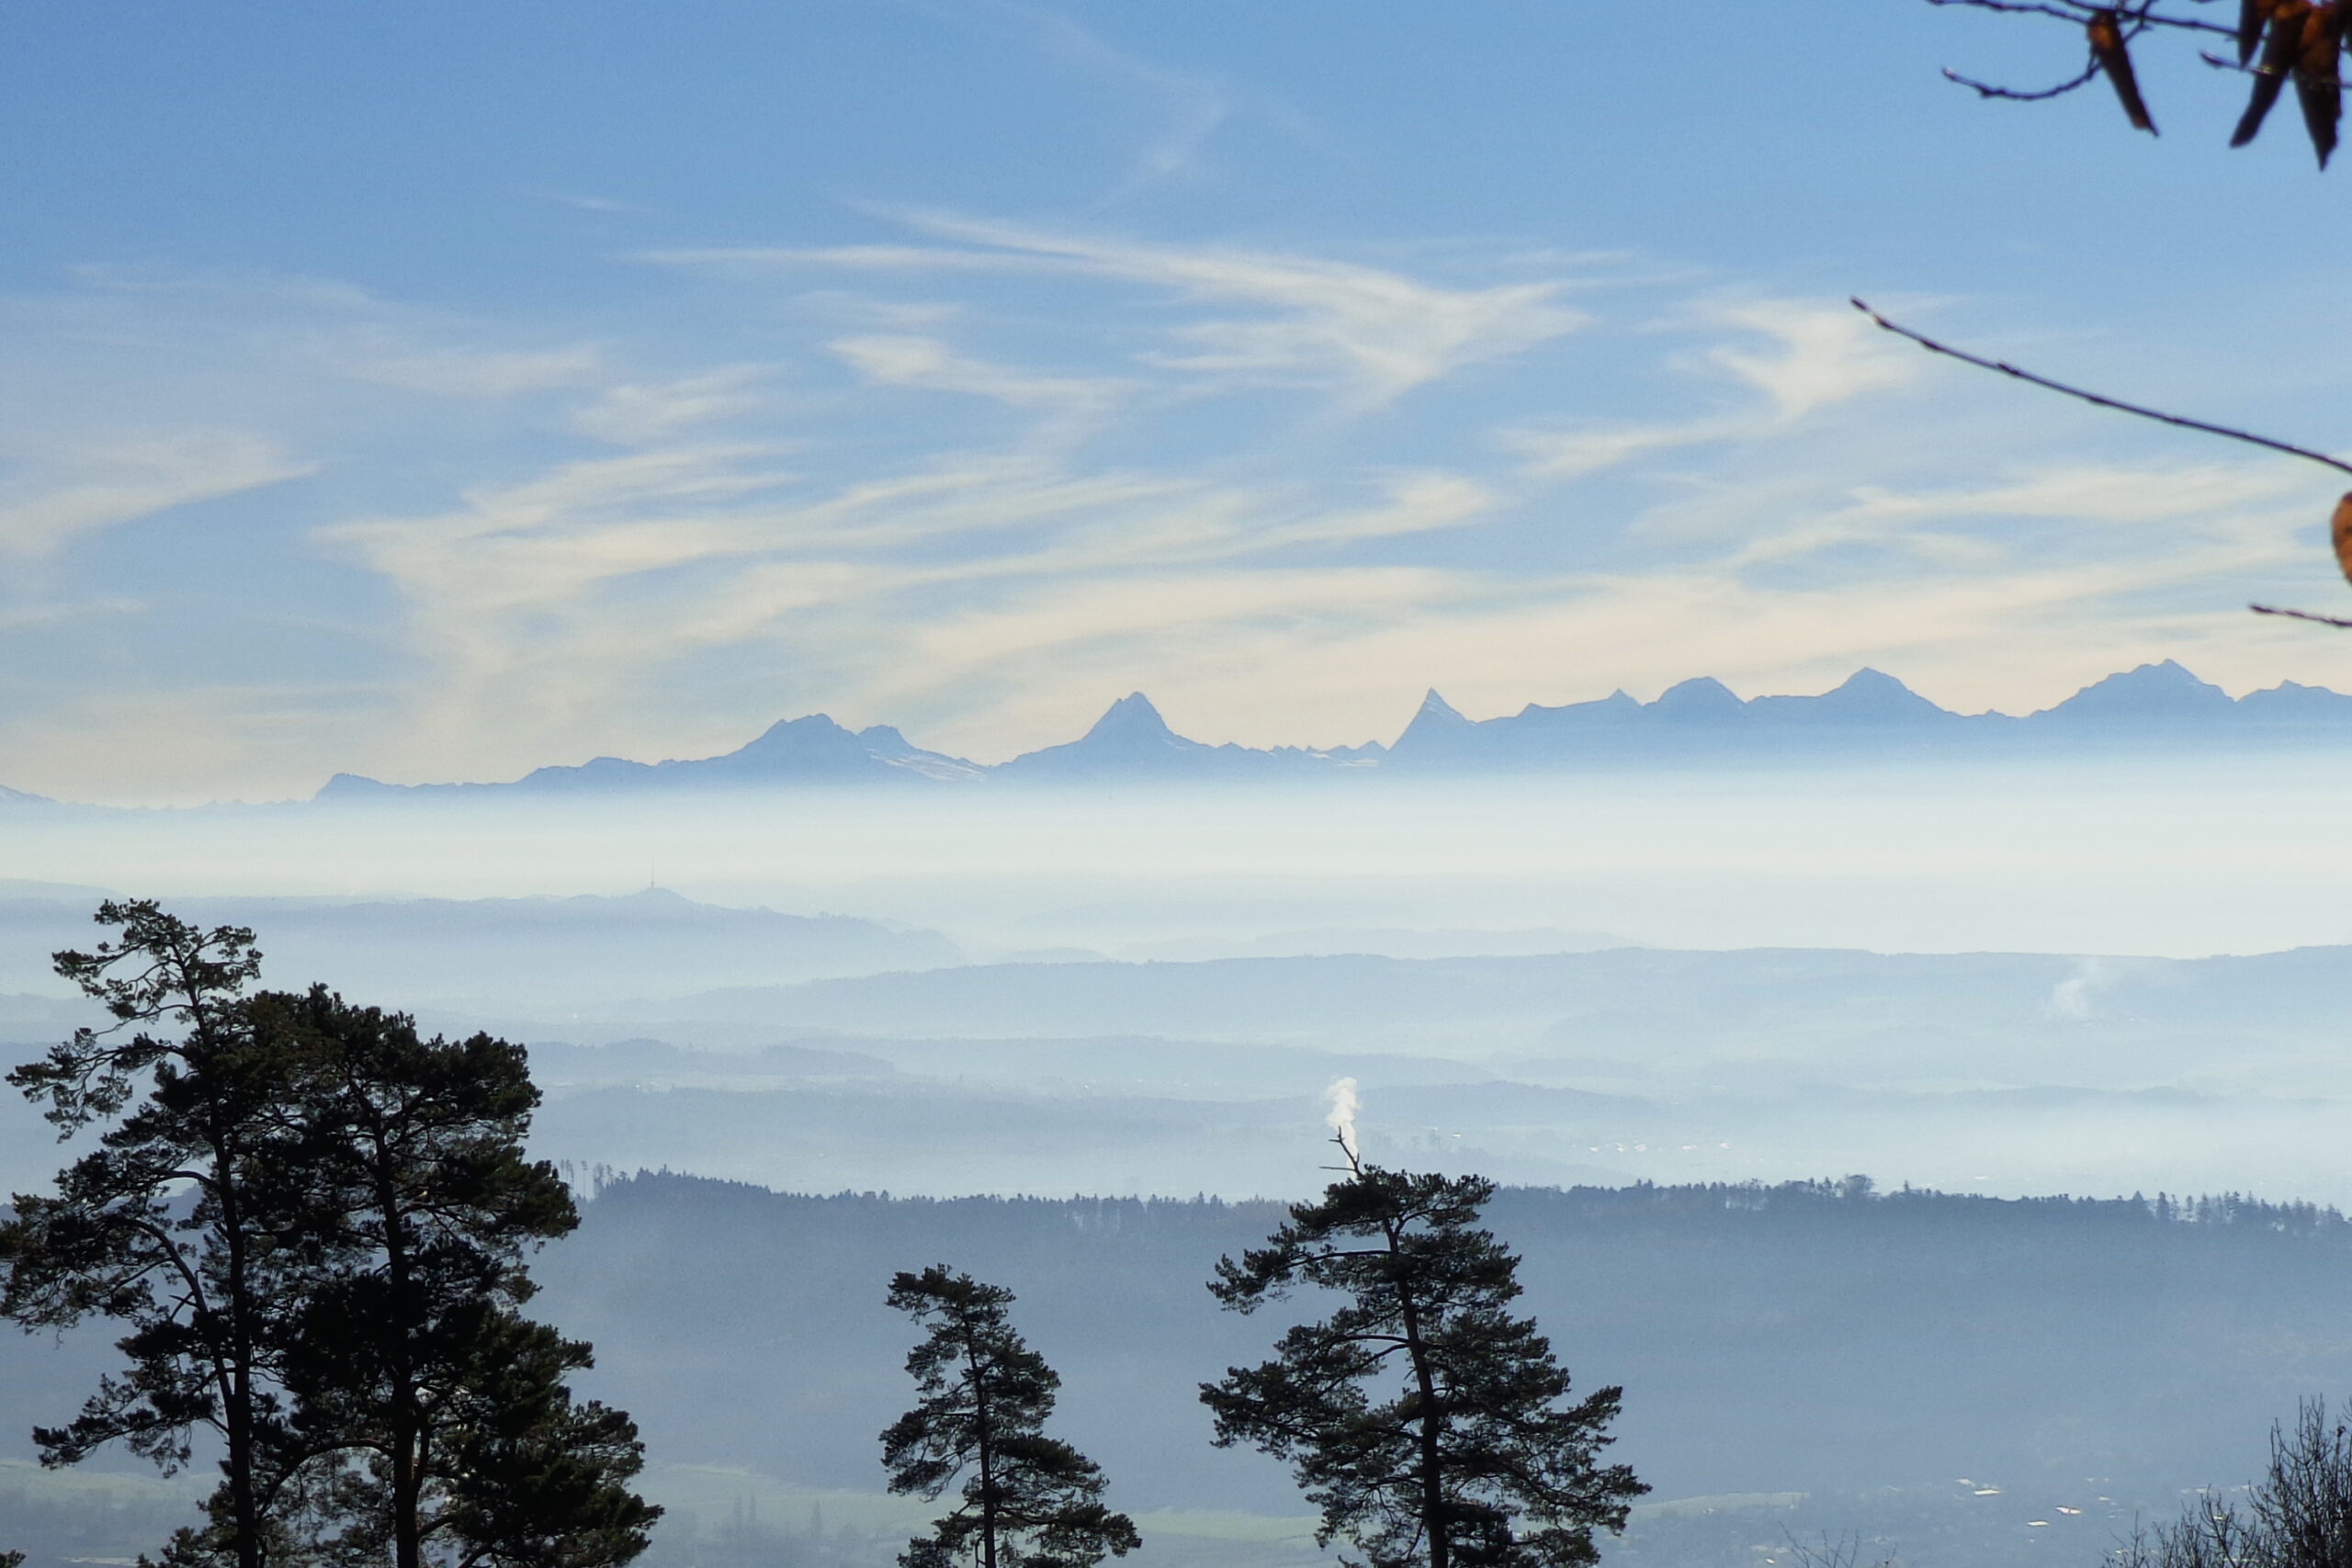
[5,661,2347,807]
[314,687,1386,798]
[294,660,2352,797]
[1384,660,2352,769]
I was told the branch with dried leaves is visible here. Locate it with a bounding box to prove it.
[1850,298,2352,626]
[1928,0,2346,167]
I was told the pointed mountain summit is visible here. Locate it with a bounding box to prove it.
[995,693,1219,779]
[1080,693,1202,753]
[1385,689,1475,754]
[2034,660,2235,725]
[1410,689,1469,728]
[993,693,1380,781]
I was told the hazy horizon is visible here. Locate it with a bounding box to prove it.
[8,758,2352,1213]
[6,757,2350,958]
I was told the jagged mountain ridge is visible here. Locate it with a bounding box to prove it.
[1385,660,2352,767]
[319,714,983,798]
[266,660,2352,796]
[991,691,1385,781]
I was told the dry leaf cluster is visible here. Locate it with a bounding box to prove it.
[1934,0,2348,165]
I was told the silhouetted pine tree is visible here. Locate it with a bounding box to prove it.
[880,1266,1138,1568]
[1202,1144,1645,1568]
[0,903,292,1568]
[256,986,659,1568]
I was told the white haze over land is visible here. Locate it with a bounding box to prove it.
[6,759,2352,1211]
[6,761,2351,959]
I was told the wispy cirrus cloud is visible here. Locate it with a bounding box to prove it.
[993,2,1236,200]
[829,334,1130,429]
[0,431,313,556]
[1499,298,1921,483]
[572,367,772,446]
[650,212,1585,410]
[345,344,606,400]
[7,220,2351,801]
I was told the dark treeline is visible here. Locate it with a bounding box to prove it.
[1512,1176,2352,1236]
[526,1168,2352,1518]
[17,1165,2352,1561]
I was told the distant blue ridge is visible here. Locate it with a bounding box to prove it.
[277,660,2352,796]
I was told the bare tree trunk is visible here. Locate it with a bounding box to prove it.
[967,1339,998,1568]
[212,1099,265,1568]
[1382,1215,1449,1568]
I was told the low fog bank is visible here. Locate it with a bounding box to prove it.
[0,886,960,1009]
[3,756,2349,1206]
[3,886,2352,1203]
[6,758,2352,957]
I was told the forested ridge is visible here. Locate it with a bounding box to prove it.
[17,1167,2352,1566]
[522,1171,2352,1509]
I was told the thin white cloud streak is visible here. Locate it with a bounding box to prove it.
[650,213,1586,409]
[572,367,771,446]
[1705,299,1915,422]
[1721,462,2308,574]
[0,433,313,555]
[992,1,1234,198]
[829,334,1130,430]
[345,344,605,399]
[1500,298,1921,484]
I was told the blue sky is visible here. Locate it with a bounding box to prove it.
[6,0,2352,802]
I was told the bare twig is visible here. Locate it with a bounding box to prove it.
[1927,0,2095,18]
[1924,0,2237,39]
[2251,603,2352,627]
[1849,298,2352,477]
[2199,50,2265,75]
[1943,59,2102,99]
[2200,51,2340,85]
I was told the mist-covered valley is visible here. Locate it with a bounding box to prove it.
[6,761,2352,1204]
[6,763,2352,1568]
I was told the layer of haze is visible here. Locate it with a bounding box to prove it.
[6,762,2348,958]
[6,761,2352,1210]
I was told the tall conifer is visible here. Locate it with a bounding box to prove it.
[0,903,291,1568]
[1202,1145,1645,1568]
[881,1266,1138,1568]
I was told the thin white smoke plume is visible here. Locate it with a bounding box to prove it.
[1325,1077,1361,1165]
